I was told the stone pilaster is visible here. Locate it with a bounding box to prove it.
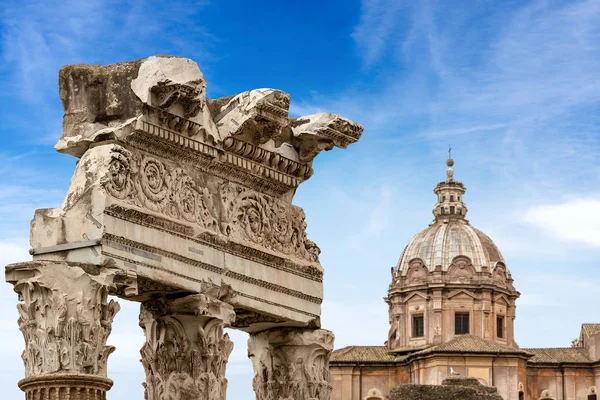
[139,294,235,400]
[248,328,334,400]
[432,289,443,345]
[5,261,121,399]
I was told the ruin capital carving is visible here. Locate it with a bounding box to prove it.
[248,328,335,400]
[139,294,235,400]
[5,261,121,378]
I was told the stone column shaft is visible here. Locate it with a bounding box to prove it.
[5,261,121,399]
[139,294,235,400]
[248,328,334,400]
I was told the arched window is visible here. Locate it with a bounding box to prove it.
[450,195,455,202]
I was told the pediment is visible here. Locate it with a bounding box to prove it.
[493,294,509,305]
[405,291,428,302]
[447,289,477,300]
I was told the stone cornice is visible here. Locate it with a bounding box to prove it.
[102,233,323,304]
[130,118,305,197]
[104,204,323,282]
[388,283,520,300]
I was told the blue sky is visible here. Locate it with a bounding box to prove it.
[1,0,599,398]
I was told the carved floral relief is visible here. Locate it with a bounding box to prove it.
[102,145,320,263]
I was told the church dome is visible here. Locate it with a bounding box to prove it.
[386,157,519,353]
[396,220,504,274]
[395,158,504,275]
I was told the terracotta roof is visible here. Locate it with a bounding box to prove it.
[522,348,592,364]
[416,335,526,355]
[331,338,596,365]
[331,346,409,363]
[581,324,600,338]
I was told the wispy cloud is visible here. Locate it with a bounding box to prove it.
[523,197,600,247]
[305,0,600,194]
[0,0,216,144]
[420,124,507,140]
[340,184,394,250]
[351,0,409,68]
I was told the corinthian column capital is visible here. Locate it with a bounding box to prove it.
[139,294,235,400]
[5,261,122,399]
[248,328,335,400]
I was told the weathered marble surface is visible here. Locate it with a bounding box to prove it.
[248,328,335,400]
[31,55,363,331]
[6,261,122,377]
[7,54,364,399]
[139,294,235,400]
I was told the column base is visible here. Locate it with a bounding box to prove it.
[19,374,113,400]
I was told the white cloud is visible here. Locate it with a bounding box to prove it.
[1,0,215,111]
[523,198,600,247]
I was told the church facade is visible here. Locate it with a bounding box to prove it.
[330,159,600,400]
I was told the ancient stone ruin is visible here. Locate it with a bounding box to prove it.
[5,55,363,399]
[389,377,504,400]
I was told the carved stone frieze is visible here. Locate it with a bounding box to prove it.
[5,261,121,378]
[102,145,320,263]
[56,55,363,195]
[248,328,334,400]
[139,294,235,400]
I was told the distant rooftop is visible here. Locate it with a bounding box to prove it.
[522,347,592,364]
[331,334,597,365]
